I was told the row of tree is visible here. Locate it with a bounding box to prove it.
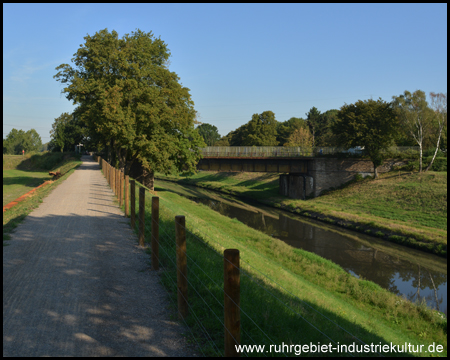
[199,94,446,153]
[196,108,340,148]
[195,91,446,178]
[3,128,42,155]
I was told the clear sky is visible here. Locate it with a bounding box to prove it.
[3,3,447,144]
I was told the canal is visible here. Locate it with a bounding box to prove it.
[156,179,447,314]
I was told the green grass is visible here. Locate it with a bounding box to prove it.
[3,169,52,206]
[3,153,82,242]
[156,170,447,254]
[114,176,447,357]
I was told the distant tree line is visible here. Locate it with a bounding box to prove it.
[196,91,446,177]
[3,128,42,155]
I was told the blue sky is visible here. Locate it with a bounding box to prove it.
[3,3,447,144]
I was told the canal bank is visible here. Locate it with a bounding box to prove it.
[155,171,447,258]
[155,179,447,314]
[133,179,447,355]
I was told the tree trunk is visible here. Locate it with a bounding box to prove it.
[142,168,155,191]
[115,147,127,173]
[418,143,423,173]
[107,139,113,163]
[424,123,444,172]
[128,160,154,191]
[373,164,379,179]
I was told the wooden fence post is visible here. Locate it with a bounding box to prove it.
[115,167,119,198]
[138,187,145,246]
[175,215,188,319]
[151,197,159,271]
[125,175,129,217]
[112,166,116,194]
[130,180,136,228]
[119,170,124,207]
[224,249,240,357]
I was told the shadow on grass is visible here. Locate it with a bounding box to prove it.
[3,176,51,188]
[126,191,446,357]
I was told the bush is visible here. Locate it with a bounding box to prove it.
[397,157,447,172]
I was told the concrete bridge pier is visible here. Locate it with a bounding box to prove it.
[279,174,314,200]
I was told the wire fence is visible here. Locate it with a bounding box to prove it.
[96,156,387,357]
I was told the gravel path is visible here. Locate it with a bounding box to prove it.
[3,156,197,357]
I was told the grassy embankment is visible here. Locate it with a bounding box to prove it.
[3,152,82,242]
[113,176,447,356]
[156,169,447,257]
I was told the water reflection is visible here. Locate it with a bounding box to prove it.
[191,197,447,313]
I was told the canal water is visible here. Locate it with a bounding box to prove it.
[156,179,447,314]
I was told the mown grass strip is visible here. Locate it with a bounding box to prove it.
[118,177,446,357]
[3,158,82,243]
[3,169,52,206]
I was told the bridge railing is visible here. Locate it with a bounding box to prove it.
[201,146,420,158]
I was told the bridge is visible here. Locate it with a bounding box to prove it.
[197,147,412,199]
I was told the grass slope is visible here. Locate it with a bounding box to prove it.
[156,170,447,254]
[118,178,447,356]
[3,169,52,206]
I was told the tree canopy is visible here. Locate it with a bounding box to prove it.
[332,98,399,178]
[221,111,279,146]
[283,127,313,147]
[391,90,435,172]
[276,117,308,145]
[49,112,84,152]
[196,123,221,146]
[306,107,321,147]
[3,128,42,155]
[54,28,204,188]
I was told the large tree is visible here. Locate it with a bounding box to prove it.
[241,111,278,146]
[306,107,321,147]
[196,123,221,146]
[54,28,204,189]
[332,98,398,179]
[392,90,435,172]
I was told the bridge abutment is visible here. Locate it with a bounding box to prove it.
[279,174,314,199]
[198,156,404,199]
